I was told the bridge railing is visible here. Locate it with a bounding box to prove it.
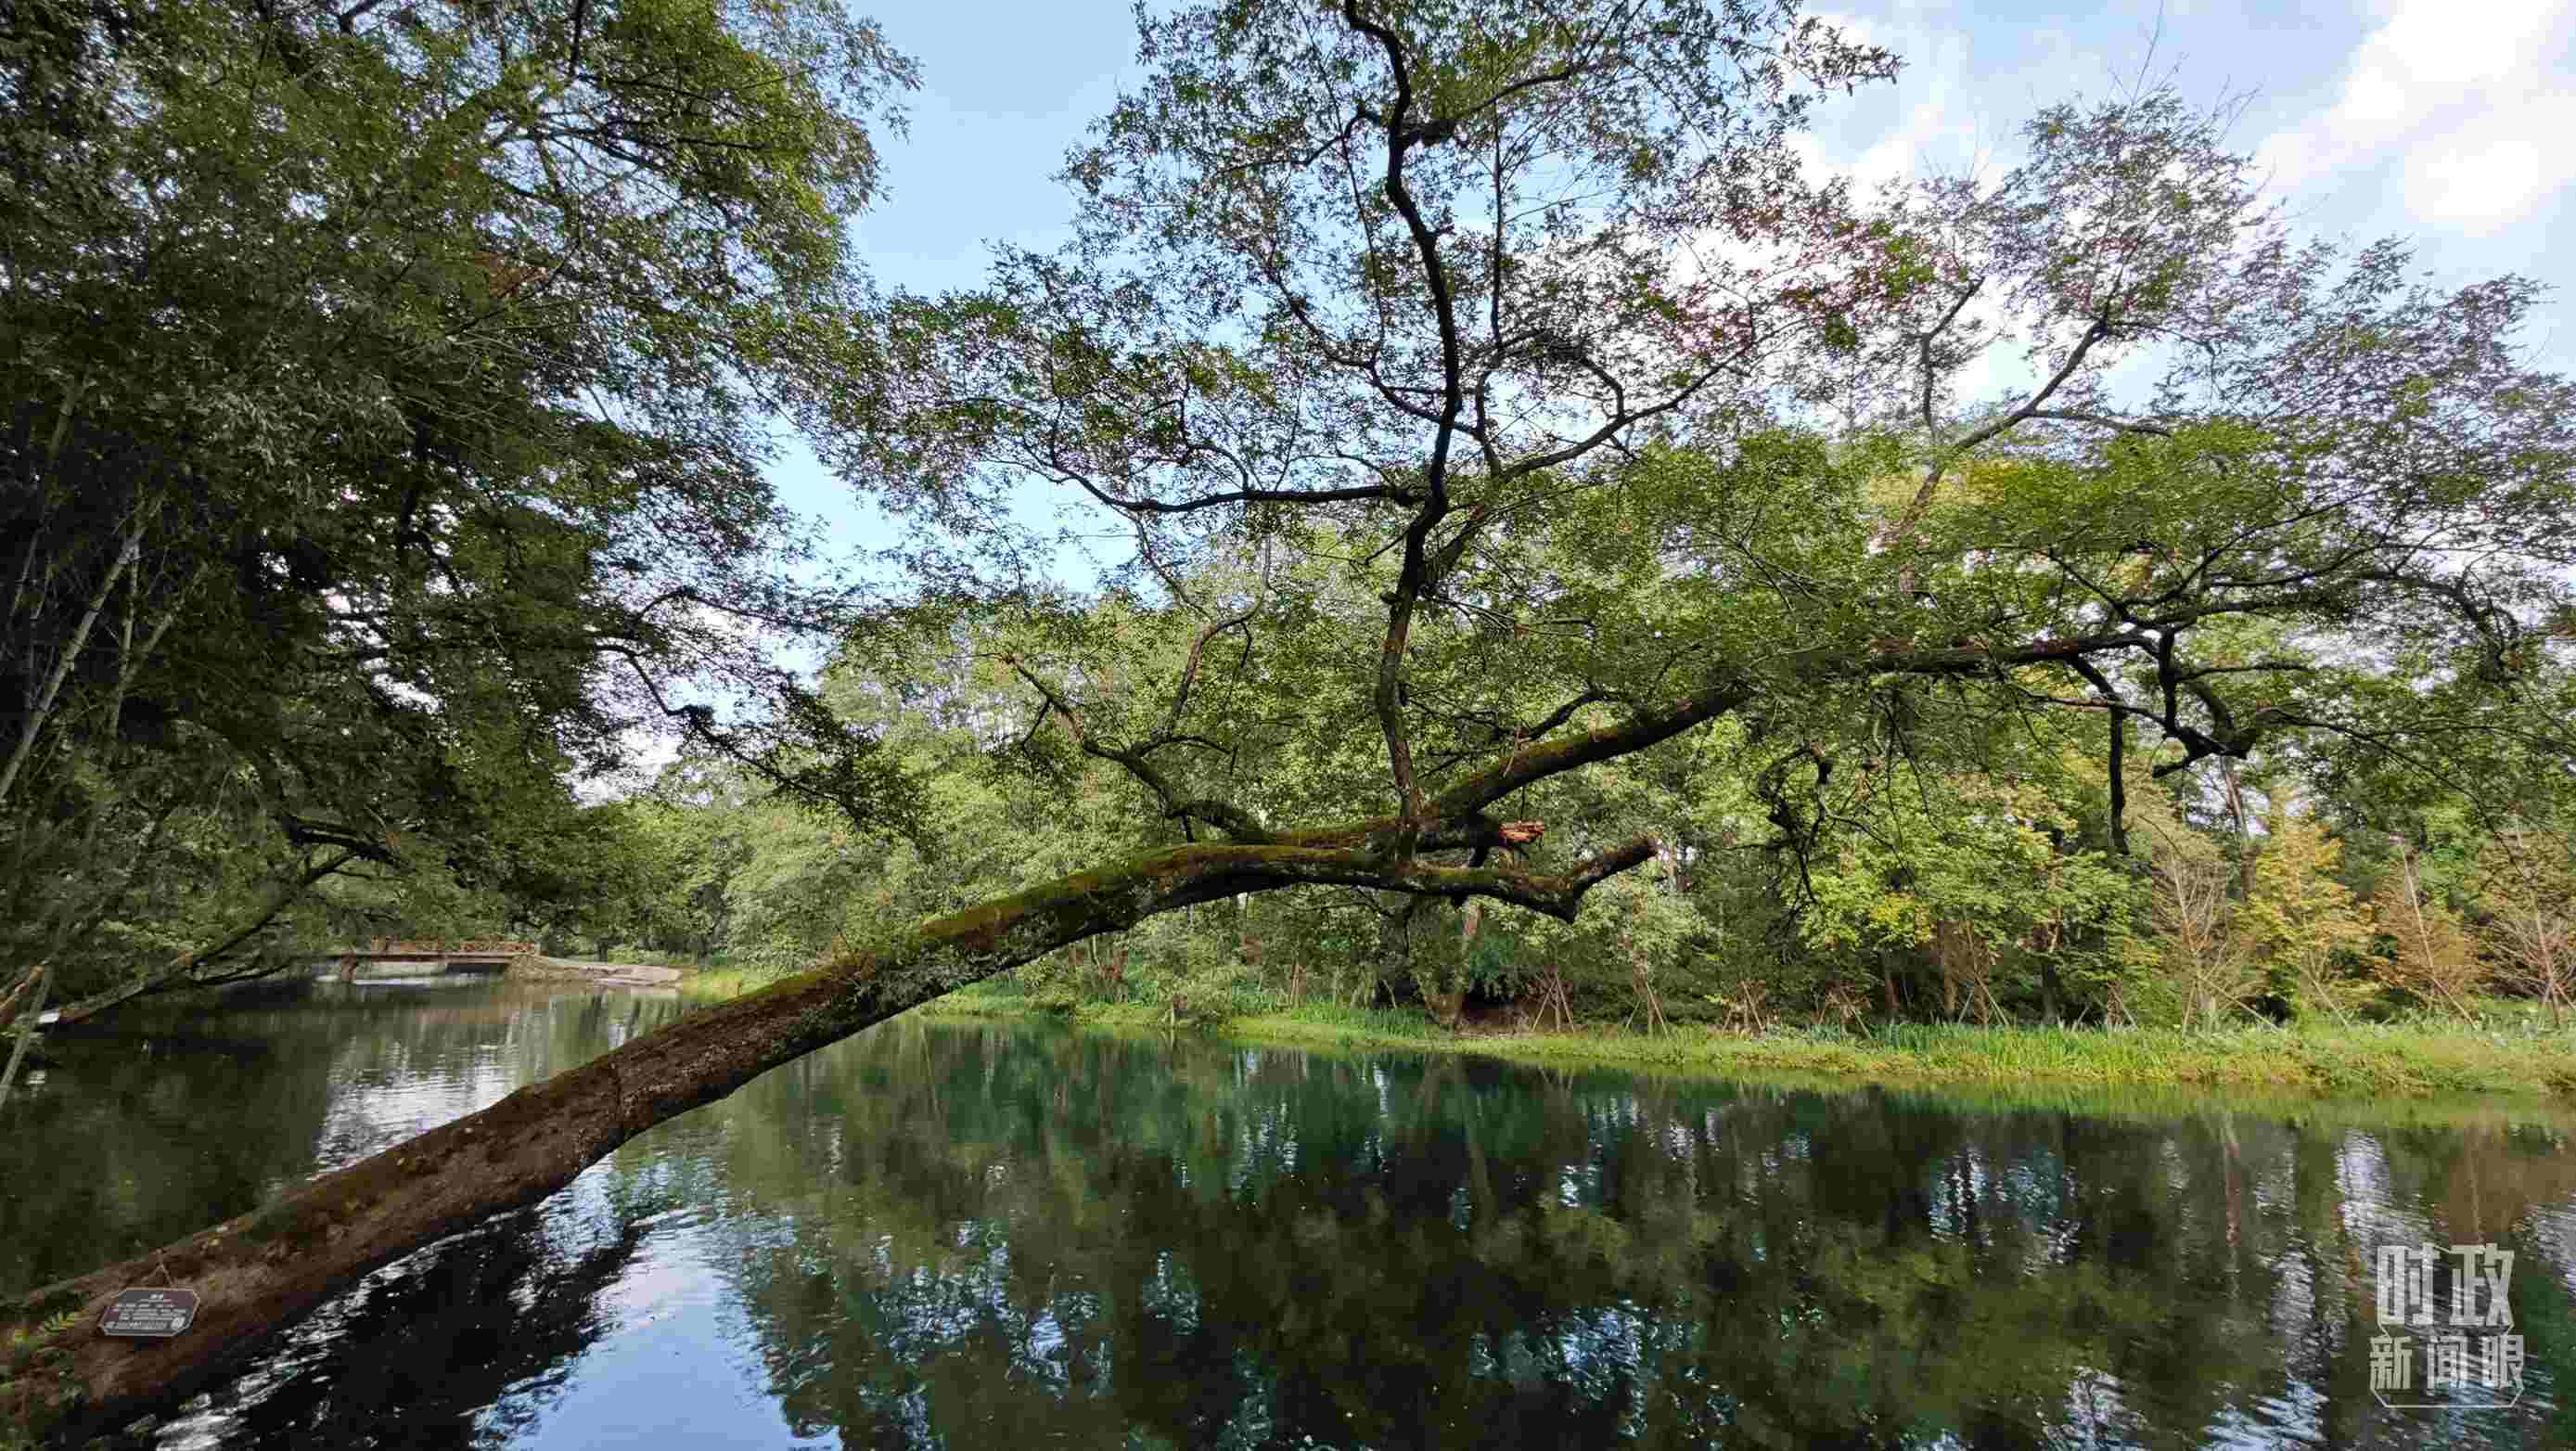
[362,939,538,957]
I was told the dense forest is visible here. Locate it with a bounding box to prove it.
[429,566,2576,1042]
[13,523,2576,1044]
[4,0,2574,1432]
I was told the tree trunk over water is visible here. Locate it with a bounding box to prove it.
[0,832,1650,1444]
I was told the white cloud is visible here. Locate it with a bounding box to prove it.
[2260,0,2576,235]
[1799,6,2003,192]
[2402,94,2576,235]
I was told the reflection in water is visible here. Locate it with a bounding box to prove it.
[160,1195,649,1449]
[0,982,679,1294]
[6,982,2576,1448]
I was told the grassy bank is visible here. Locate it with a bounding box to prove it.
[674,972,2576,1099]
[672,966,776,1000]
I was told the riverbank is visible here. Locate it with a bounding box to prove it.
[670,972,2576,1099]
[505,956,685,989]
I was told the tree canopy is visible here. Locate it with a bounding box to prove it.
[2,0,920,1008]
[782,0,2574,940]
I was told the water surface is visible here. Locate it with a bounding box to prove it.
[8,979,2576,1448]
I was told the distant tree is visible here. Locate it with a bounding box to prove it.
[2143,819,2258,1030]
[2374,838,2486,1018]
[2240,803,2371,1022]
[2475,822,2576,1027]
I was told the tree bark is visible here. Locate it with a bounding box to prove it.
[0,962,51,1111]
[0,833,1652,1444]
[0,524,142,811]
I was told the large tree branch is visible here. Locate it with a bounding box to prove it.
[1428,629,2167,818]
[2025,408,2172,436]
[1890,315,2115,596]
[1066,473,1392,516]
[1342,0,1473,827]
[1916,279,1982,433]
[1163,610,1253,741]
[1004,655,1273,843]
[1435,676,1761,815]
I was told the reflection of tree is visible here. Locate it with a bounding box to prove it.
[0,989,335,1295]
[2,981,717,1445]
[690,1020,2576,1451]
[0,982,691,1297]
[16,995,2576,1447]
[181,1200,655,1448]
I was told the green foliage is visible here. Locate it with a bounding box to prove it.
[12,0,2571,1061]
[2240,803,2373,1021]
[2478,824,2576,1025]
[2,0,917,997]
[18,6,2576,1437]
[2375,845,2489,1017]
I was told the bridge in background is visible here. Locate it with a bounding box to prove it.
[330,939,538,981]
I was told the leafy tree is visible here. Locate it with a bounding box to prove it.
[2239,803,2372,1022]
[1799,748,2139,1022]
[2140,813,2257,1030]
[1,0,919,1003]
[2374,838,2486,1018]
[11,1,2574,1437]
[2478,823,2576,1027]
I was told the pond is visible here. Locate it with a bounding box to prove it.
[6,978,2576,1448]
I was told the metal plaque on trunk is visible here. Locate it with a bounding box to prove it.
[99,1288,199,1338]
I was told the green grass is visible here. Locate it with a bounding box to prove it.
[676,971,2576,1100]
[1187,1011,2576,1098]
[671,966,776,1000]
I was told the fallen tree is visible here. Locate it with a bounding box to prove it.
[0,820,1654,1440]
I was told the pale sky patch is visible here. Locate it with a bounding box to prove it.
[2258,0,2576,237]
[2400,92,2576,235]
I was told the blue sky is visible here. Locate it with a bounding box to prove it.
[769,0,2575,565]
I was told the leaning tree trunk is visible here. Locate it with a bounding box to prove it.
[0,832,1648,1444]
